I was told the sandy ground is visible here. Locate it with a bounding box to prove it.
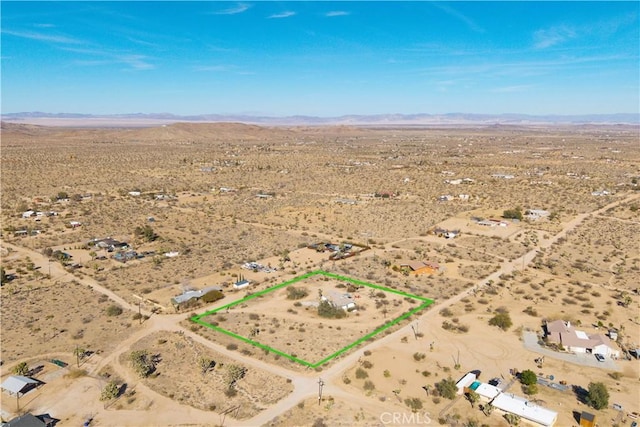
[2,124,639,426]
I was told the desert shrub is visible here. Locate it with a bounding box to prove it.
[363,380,375,391]
[489,312,512,331]
[286,286,309,300]
[503,207,523,221]
[413,352,426,361]
[134,225,157,242]
[404,397,422,412]
[608,372,623,380]
[435,377,457,400]
[106,304,123,316]
[226,343,238,351]
[362,360,373,369]
[440,307,454,317]
[355,368,368,379]
[201,290,224,303]
[318,300,346,318]
[100,381,119,400]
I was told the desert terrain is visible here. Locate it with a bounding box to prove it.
[1,122,639,426]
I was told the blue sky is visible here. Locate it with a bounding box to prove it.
[2,1,638,116]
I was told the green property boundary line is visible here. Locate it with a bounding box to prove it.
[190,270,434,368]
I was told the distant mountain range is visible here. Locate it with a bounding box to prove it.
[2,111,638,126]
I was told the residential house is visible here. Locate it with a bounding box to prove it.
[233,279,251,290]
[545,320,620,358]
[171,286,223,306]
[491,393,557,427]
[400,261,440,275]
[22,210,35,218]
[322,290,356,310]
[466,381,501,402]
[2,413,56,427]
[525,209,550,220]
[455,372,477,395]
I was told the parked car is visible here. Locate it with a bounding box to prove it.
[594,353,605,362]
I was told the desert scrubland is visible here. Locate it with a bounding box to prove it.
[1,122,639,426]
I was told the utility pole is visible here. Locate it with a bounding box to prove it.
[318,378,324,405]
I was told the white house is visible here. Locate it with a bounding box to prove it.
[545,320,620,358]
[491,393,558,427]
[469,382,501,402]
[455,372,477,395]
[525,209,550,220]
[22,210,35,218]
[322,290,356,310]
[233,279,251,290]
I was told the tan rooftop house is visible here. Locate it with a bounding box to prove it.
[545,320,620,358]
[400,260,441,275]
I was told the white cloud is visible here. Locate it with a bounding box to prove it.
[2,29,82,44]
[533,25,577,49]
[214,3,251,15]
[325,11,349,17]
[119,54,155,70]
[268,11,296,19]
[430,3,484,33]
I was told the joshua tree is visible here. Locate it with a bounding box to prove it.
[73,346,86,367]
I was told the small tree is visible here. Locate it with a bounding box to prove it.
[489,312,512,331]
[73,346,86,368]
[13,362,29,376]
[519,369,537,386]
[199,357,215,375]
[435,377,458,400]
[504,413,520,425]
[134,225,157,242]
[100,381,119,401]
[225,364,246,390]
[466,390,480,407]
[503,207,523,221]
[201,290,224,303]
[586,382,609,410]
[129,350,155,378]
[318,299,346,319]
[524,383,538,395]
